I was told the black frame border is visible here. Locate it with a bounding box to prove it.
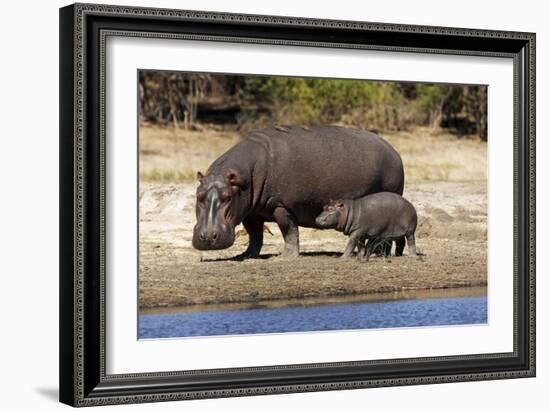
[60,3,535,407]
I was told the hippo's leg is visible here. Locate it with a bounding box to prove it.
[342,231,361,258]
[363,238,373,260]
[363,238,376,262]
[236,216,264,259]
[273,207,300,257]
[356,237,367,260]
[406,233,417,257]
[342,234,357,258]
[395,237,405,256]
[383,240,392,257]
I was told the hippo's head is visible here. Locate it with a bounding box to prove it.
[315,200,345,228]
[192,169,249,250]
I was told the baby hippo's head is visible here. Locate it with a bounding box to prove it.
[315,200,345,228]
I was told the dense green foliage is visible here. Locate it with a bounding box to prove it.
[139,72,487,140]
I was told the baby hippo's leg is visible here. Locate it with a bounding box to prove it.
[395,237,405,256]
[342,231,361,258]
[363,239,376,261]
[356,240,366,260]
[384,240,392,257]
[406,232,417,257]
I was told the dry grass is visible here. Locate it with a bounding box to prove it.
[139,124,240,182]
[382,127,487,182]
[139,125,487,183]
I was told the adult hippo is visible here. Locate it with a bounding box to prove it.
[192,125,404,258]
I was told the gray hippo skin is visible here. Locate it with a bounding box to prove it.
[315,193,417,260]
[192,125,404,258]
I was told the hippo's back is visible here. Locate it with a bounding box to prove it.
[356,192,417,237]
[244,125,404,227]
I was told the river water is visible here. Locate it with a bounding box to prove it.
[139,288,487,339]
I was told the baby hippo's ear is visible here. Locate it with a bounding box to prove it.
[334,199,345,208]
[197,171,204,182]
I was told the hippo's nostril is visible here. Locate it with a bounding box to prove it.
[212,232,218,241]
[199,232,206,241]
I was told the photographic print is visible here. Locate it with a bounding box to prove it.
[60,4,535,405]
[138,72,488,339]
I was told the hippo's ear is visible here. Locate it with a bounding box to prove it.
[334,200,344,208]
[196,171,204,182]
[226,169,245,188]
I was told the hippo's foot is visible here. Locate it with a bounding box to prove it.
[341,246,356,259]
[279,248,300,258]
[234,250,261,260]
[272,207,300,258]
[276,243,300,258]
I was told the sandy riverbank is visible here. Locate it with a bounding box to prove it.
[138,180,487,308]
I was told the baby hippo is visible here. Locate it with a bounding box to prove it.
[315,192,417,260]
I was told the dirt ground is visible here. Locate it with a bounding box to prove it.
[139,125,487,309]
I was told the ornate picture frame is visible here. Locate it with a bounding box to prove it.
[59,3,535,406]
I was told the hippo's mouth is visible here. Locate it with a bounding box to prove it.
[315,215,334,227]
[315,216,328,226]
[192,225,236,251]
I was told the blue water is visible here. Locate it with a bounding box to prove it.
[139,295,487,339]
